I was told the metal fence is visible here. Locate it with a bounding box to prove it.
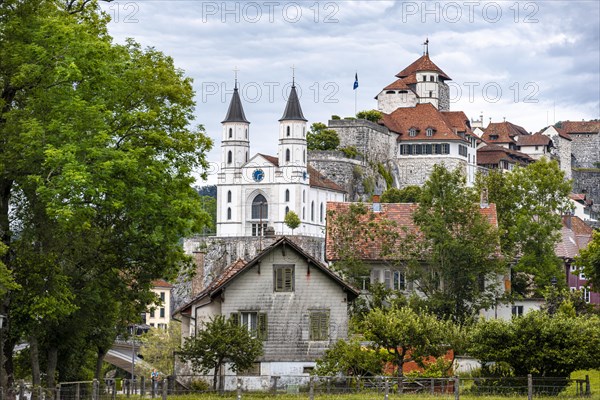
[3,374,593,400]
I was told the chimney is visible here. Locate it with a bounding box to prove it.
[480,188,489,208]
[372,186,383,212]
[191,250,205,297]
[564,213,572,229]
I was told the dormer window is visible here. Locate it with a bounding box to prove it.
[490,134,499,140]
[426,128,434,137]
[430,76,435,82]
[409,128,417,137]
[422,75,427,82]
[386,90,395,94]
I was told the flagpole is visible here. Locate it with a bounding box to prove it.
[354,87,357,116]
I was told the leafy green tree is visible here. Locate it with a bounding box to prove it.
[314,336,385,377]
[307,122,340,151]
[381,186,422,203]
[477,159,572,296]
[469,310,600,377]
[412,165,503,322]
[283,210,301,234]
[0,0,212,386]
[199,195,217,234]
[575,230,600,291]
[361,307,453,379]
[140,322,181,376]
[356,110,383,123]
[179,315,263,390]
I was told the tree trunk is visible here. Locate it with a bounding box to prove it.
[95,347,107,380]
[3,334,15,391]
[30,335,41,400]
[212,363,219,391]
[46,346,58,388]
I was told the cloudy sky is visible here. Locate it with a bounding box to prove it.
[100,1,600,184]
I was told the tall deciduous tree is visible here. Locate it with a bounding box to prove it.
[477,159,572,296]
[0,0,212,386]
[283,210,301,234]
[179,315,263,390]
[140,322,181,376]
[412,165,503,322]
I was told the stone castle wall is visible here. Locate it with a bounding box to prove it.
[570,133,600,168]
[549,134,573,179]
[328,119,396,163]
[438,81,450,111]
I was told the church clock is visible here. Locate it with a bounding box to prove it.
[252,169,265,182]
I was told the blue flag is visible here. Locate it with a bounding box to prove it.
[353,73,358,90]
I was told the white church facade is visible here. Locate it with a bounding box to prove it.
[216,80,345,238]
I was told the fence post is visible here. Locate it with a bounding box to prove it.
[112,380,116,400]
[161,379,167,400]
[93,379,99,400]
[431,378,435,395]
[585,375,590,396]
[126,379,130,398]
[309,377,314,400]
[384,377,389,400]
[141,376,145,397]
[454,376,459,400]
[397,376,403,395]
[236,378,242,400]
[527,374,533,400]
[18,381,24,400]
[271,376,279,395]
[55,385,60,400]
[326,377,331,395]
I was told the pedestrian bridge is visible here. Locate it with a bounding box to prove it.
[106,339,153,377]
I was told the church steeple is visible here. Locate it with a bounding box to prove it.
[222,81,249,123]
[221,72,250,170]
[278,75,308,169]
[279,84,307,122]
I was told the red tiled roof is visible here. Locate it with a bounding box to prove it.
[152,279,173,289]
[515,133,552,147]
[325,202,498,261]
[477,144,533,167]
[569,193,586,202]
[308,165,345,192]
[560,120,600,134]
[553,126,573,141]
[555,216,593,260]
[256,154,345,193]
[481,121,529,144]
[380,103,473,142]
[383,79,412,91]
[396,54,451,80]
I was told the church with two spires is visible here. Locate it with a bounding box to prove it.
[215,79,345,237]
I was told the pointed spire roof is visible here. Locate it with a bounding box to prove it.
[279,84,307,121]
[222,83,249,124]
[395,53,451,81]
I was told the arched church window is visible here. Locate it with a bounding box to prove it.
[245,128,248,138]
[251,194,268,220]
[303,127,306,137]
[302,207,305,220]
[285,189,290,202]
[285,206,289,215]
[286,126,290,136]
[227,190,232,203]
[302,190,305,203]
[245,151,248,162]
[311,201,314,221]
[227,151,232,164]
[229,128,233,138]
[227,207,232,220]
[286,149,290,162]
[303,150,306,163]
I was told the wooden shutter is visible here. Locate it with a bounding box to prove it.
[258,313,268,340]
[284,267,293,291]
[230,313,240,326]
